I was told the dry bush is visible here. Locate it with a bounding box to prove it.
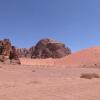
[32,70,36,72]
[80,73,100,79]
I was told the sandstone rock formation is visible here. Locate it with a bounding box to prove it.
[0,39,12,56]
[9,46,21,64]
[16,46,35,58]
[16,48,30,58]
[0,39,20,64]
[31,38,71,58]
[11,38,71,59]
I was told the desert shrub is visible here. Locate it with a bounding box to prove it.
[32,70,36,72]
[80,73,100,79]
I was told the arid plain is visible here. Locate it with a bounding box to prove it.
[0,46,100,100]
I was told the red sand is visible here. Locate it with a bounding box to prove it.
[20,46,100,67]
[0,46,100,100]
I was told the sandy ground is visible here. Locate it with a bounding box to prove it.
[20,46,100,67]
[0,46,100,100]
[0,63,100,100]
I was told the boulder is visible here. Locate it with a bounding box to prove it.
[31,38,71,58]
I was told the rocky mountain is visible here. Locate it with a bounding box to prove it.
[16,48,31,58]
[31,38,71,58]
[16,46,35,58]
[16,38,71,59]
[0,39,20,64]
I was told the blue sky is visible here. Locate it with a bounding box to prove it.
[0,0,100,52]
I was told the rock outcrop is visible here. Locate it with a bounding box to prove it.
[0,39,20,64]
[9,46,21,64]
[0,39,12,56]
[31,38,71,58]
[16,48,30,58]
[10,38,71,59]
[16,46,35,58]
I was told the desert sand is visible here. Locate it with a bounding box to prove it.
[20,46,100,67]
[0,64,100,100]
[0,46,100,100]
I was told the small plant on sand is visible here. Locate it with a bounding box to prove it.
[80,73,100,79]
[32,70,36,72]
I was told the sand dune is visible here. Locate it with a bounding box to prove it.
[20,46,100,67]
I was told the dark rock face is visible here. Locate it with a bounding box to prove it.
[16,46,35,58]
[16,39,71,59]
[9,46,21,64]
[16,48,30,58]
[0,39,12,56]
[31,39,71,58]
[0,39,20,64]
